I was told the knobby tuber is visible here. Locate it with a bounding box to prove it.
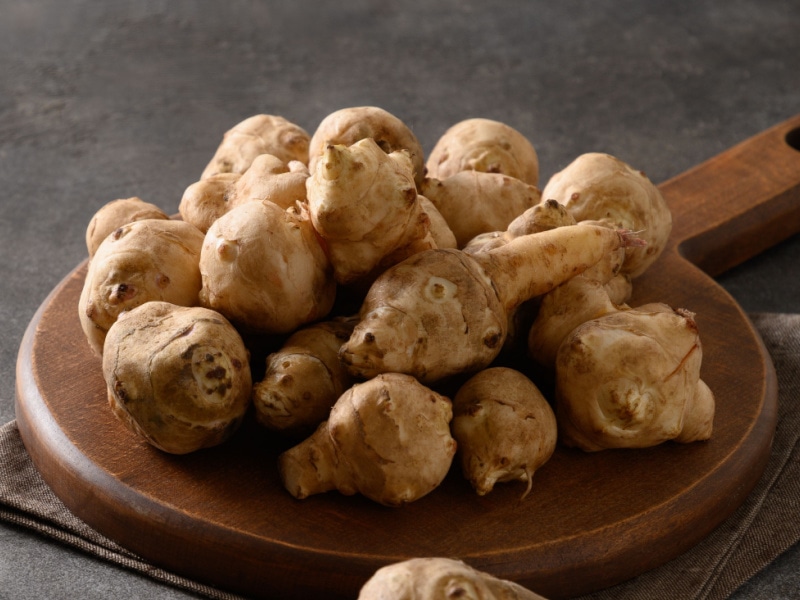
[358,557,548,600]
[452,367,557,497]
[278,373,457,507]
[102,301,252,454]
[79,218,205,355]
[341,223,644,383]
[198,199,335,334]
[85,197,169,259]
[201,114,310,179]
[555,303,714,451]
[253,317,357,435]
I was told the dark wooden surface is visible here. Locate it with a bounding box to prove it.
[14,114,800,599]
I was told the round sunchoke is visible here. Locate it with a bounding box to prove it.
[278,373,457,507]
[102,301,252,454]
[85,197,170,258]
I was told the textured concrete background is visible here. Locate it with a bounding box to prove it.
[1,1,798,598]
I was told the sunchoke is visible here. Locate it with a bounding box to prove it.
[85,197,169,259]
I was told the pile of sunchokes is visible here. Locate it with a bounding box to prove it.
[80,106,714,515]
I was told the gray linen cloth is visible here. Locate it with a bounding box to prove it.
[1,313,798,600]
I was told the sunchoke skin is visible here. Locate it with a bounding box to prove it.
[452,368,557,497]
[307,138,435,285]
[85,197,169,258]
[201,114,310,179]
[79,219,205,356]
[308,106,426,187]
[358,557,548,600]
[341,224,641,383]
[541,152,672,278]
[199,199,335,335]
[278,373,457,507]
[556,304,715,451]
[253,317,357,435]
[102,302,252,454]
[426,117,540,186]
[420,171,541,248]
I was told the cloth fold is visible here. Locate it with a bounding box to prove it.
[1,312,799,600]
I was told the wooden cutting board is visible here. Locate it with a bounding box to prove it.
[15,115,800,600]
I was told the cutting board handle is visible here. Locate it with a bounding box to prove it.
[657,113,800,277]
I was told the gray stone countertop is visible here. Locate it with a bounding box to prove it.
[1,1,798,598]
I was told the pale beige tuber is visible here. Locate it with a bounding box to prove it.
[180,154,310,233]
[278,373,457,507]
[452,367,557,497]
[201,114,310,179]
[308,106,426,187]
[102,301,252,454]
[306,138,435,285]
[79,219,205,355]
[358,557,548,600]
[85,197,170,258]
[253,317,357,435]
[426,117,540,186]
[340,223,644,383]
[541,152,672,278]
[555,303,715,451]
[199,199,335,334]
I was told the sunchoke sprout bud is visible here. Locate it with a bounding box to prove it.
[426,117,540,186]
[308,106,426,187]
[102,302,252,454]
[85,197,170,259]
[541,152,672,278]
[452,368,557,497]
[555,303,715,451]
[307,137,435,285]
[199,199,335,334]
[201,114,310,179]
[358,557,548,600]
[79,219,205,355]
[278,373,457,507]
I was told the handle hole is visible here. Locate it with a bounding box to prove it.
[786,126,800,152]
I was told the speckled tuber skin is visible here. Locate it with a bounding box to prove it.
[426,117,540,186]
[180,154,310,233]
[358,557,548,600]
[79,219,205,355]
[306,138,436,285]
[541,152,672,278]
[253,317,357,435]
[102,301,252,454]
[201,114,310,179]
[420,171,541,248]
[452,368,557,498]
[85,197,169,258]
[278,373,457,507]
[555,303,715,451]
[340,223,644,383]
[308,106,426,187]
[198,199,335,335]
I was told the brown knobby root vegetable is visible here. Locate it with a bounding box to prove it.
[306,138,435,285]
[308,106,426,187]
[253,317,357,435]
[541,152,672,278]
[358,557,548,600]
[79,219,205,355]
[420,171,542,248]
[181,154,310,232]
[555,303,715,451]
[340,223,645,383]
[199,199,335,335]
[418,195,458,249]
[426,117,540,186]
[85,197,170,258]
[102,301,252,454]
[201,114,310,179]
[452,367,557,498]
[278,373,457,507]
